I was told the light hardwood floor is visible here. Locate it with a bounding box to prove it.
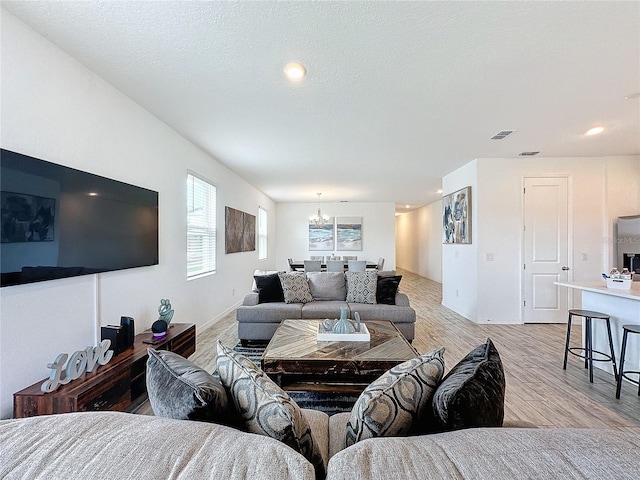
[184,269,639,430]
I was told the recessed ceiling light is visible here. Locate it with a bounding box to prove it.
[624,92,640,100]
[283,62,306,81]
[585,126,605,136]
[436,189,443,194]
[405,204,410,209]
[88,192,98,196]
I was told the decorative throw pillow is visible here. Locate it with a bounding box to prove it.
[254,273,285,303]
[344,347,445,447]
[146,349,233,424]
[215,341,325,477]
[278,272,314,304]
[306,272,346,301]
[428,338,505,432]
[345,271,378,304]
[376,275,402,305]
[251,269,279,292]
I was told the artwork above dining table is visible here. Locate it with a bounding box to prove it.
[336,216,362,251]
[308,216,334,251]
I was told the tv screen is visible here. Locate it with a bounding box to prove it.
[1,149,159,287]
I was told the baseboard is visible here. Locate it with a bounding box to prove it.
[198,300,242,332]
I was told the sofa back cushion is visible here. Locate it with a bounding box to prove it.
[306,272,346,301]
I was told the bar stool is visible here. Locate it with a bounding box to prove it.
[615,325,640,399]
[563,309,618,383]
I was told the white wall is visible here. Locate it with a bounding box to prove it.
[0,10,276,419]
[436,155,640,325]
[441,161,478,320]
[395,201,442,282]
[275,202,395,272]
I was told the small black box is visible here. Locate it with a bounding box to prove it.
[101,325,127,355]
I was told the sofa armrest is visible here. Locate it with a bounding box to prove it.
[243,292,260,306]
[395,293,410,307]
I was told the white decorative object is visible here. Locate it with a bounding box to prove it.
[317,322,371,342]
[41,340,114,393]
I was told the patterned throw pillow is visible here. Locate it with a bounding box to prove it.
[428,338,505,432]
[146,349,233,424]
[215,341,325,477]
[345,271,378,304]
[344,347,445,447]
[278,272,314,304]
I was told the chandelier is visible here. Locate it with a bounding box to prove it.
[310,193,330,227]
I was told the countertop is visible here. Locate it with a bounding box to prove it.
[555,281,640,301]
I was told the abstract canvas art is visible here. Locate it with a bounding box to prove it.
[225,206,256,253]
[442,186,471,244]
[309,218,335,251]
[336,217,362,251]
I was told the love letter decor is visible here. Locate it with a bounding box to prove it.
[40,339,114,393]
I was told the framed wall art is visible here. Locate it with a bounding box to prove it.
[225,206,256,253]
[442,186,471,244]
[336,216,363,251]
[308,217,334,251]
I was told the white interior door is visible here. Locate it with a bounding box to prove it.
[523,177,569,323]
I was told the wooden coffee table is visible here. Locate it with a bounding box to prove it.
[261,319,419,394]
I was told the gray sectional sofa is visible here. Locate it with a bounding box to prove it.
[237,270,416,344]
[2,411,639,479]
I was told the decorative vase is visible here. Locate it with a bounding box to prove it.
[333,307,356,334]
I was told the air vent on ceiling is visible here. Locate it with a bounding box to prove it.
[490,130,515,140]
[519,151,540,156]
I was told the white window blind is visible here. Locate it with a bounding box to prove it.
[258,206,268,260]
[187,173,216,279]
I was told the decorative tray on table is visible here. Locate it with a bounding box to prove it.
[317,321,371,342]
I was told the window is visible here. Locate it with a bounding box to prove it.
[258,206,268,260]
[187,173,216,279]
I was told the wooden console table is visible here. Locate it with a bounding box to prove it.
[13,323,196,418]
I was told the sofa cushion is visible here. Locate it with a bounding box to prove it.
[345,271,378,304]
[216,341,325,477]
[0,411,317,480]
[302,301,350,320]
[306,272,346,301]
[428,338,505,432]
[254,273,285,303]
[146,349,233,424]
[376,275,402,305]
[345,347,445,447]
[278,272,314,304]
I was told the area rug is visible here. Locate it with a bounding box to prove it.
[233,342,360,415]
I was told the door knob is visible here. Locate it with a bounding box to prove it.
[561,266,570,271]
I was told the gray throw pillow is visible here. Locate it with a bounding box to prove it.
[146,349,232,424]
[345,347,445,447]
[278,271,314,303]
[306,272,346,300]
[345,271,378,304]
[216,341,326,477]
[428,338,506,432]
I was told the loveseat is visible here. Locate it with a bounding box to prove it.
[237,270,416,344]
[2,410,639,479]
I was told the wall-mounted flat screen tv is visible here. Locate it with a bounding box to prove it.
[1,148,159,287]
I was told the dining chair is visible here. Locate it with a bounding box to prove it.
[377,258,385,270]
[342,255,357,262]
[327,255,341,261]
[326,260,345,272]
[310,255,325,262]
[304,260,322,272]
[348,260,366,272]
[288,258,295,271]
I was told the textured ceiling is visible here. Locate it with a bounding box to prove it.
[3,1,639,210]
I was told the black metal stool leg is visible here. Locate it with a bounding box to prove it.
[563,312,572,370]
[586,317,594,383]
[616,329,628,399]
[584,317,590,370]
[605,318,619,381]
